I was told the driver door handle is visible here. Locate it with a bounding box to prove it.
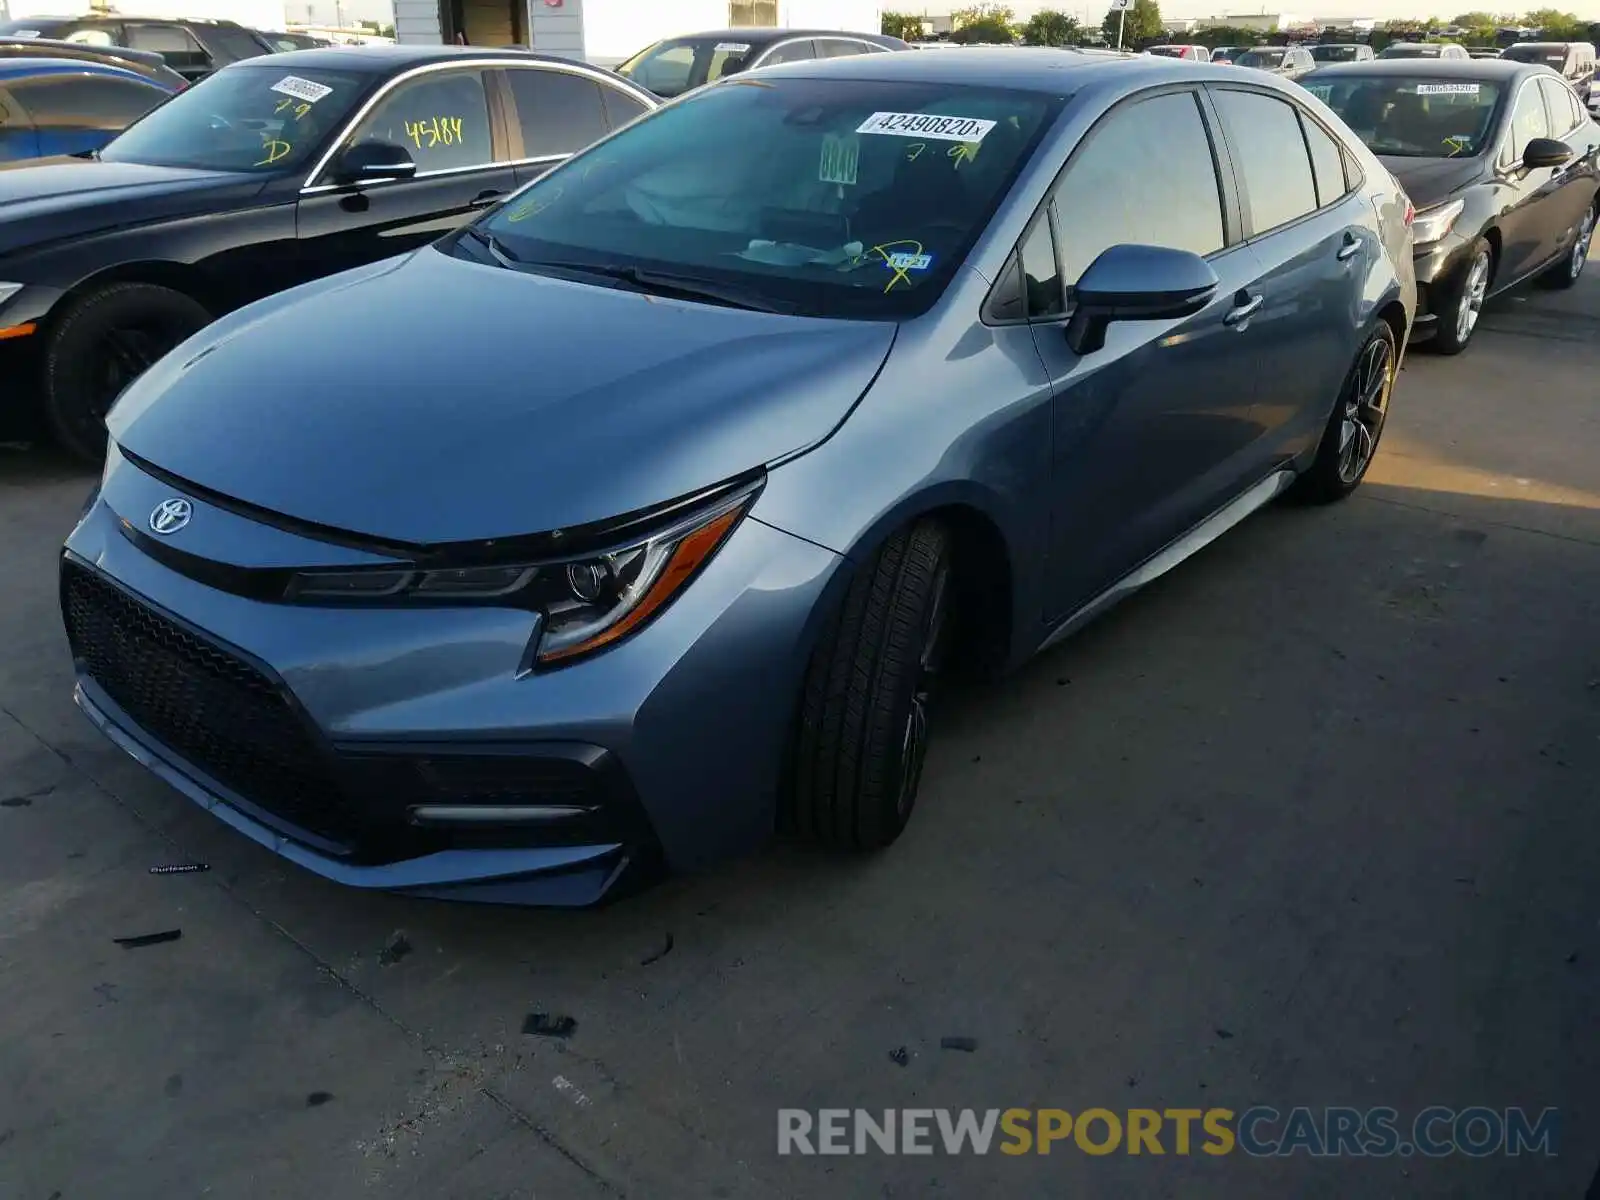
[468,190,507,210]
[1223,292,1264,326]
[1336,233,1361,261]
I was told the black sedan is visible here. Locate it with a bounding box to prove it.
[1305,58,1599,353]
[0,45,657,459]
[613,28,908,99]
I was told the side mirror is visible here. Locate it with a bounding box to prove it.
[330,140,418,186]
[1066,244,1220,355]
[1522,137,1573,170]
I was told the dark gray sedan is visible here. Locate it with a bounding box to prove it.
[61,50,1415,904]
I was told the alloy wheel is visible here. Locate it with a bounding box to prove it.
[1337,334,1393,485]
[1572,206,1596,281]
[895,564,949,819]
[1456,249,1490,345]
[92,327,167,421]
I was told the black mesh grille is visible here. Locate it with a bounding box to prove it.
[61,561,359,848]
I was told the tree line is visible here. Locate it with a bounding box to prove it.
[882,3,1600,49]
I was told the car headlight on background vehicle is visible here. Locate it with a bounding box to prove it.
[1411,198,1465,246]
[285,481,759,668]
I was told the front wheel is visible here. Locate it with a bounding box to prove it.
[1287,320,1397,505]
[1426,237,1493,355]
[785,520,951,851]
[42,282,212,464]
[1539,200,1596,290]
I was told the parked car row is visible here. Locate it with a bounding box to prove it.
[51,49,1424,905]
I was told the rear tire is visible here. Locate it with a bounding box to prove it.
[1425,237,1492,356]
[1539,199,1596,290]
[1287,319,1397,505]
[42,282,212,464]
[785,520,951,851]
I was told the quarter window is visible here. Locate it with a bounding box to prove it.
[1213,88,1318,234]
[1052,89,1225,284]
[818,38,871,58]
[1538,77,1578,133]
[350,69,493,173]
[1508,80,1550,157]
[505,68,608,158]
[599,84,649,129]
[1300,112,1348,207]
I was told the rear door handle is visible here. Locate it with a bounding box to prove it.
[1336,234,1361,261]
[1223,293,1263,326]
[468,190,507,210]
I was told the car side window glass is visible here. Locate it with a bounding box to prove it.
[1052,89,1224,284]
[818,38,868,58]
[0,88,32,161]
[1213,88,1318,234]
[506,68,608,158]
[1509,80,1550,157]
[598,83,649,130]
[762,39,817,66]
[1300,112,1348,207]
[1538,77,1575,133]
[633,44,693,94]
[351,69,493,172]
[11,76,163,128]
[1021,211,1063,318]
[63,26,117,47]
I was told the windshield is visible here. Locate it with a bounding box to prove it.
[1146,45,1185,57]
[1501,46,1567,67]
[1379,44,1439,57]
[100,63,369,171]
[472,77,1060,320]
[1311,45,1361,61]
[1237,50,1285,68]
[614,36,756,98]
[1304,76,1502,157]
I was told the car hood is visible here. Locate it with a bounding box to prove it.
[0,159,262,256]
[110,246,898,545]
[1379,154,1483,210]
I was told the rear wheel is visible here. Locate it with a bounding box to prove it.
[1426,237,1492,356]
[42,282,212,464]
[1287,320,1396,505]
[785,520,951,851]
[1539,199,1596,290]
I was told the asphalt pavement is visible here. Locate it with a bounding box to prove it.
[2,260,1599,1199]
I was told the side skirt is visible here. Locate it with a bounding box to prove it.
[1037,467,1298,655]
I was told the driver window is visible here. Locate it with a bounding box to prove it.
[349,69,493,173]
[1508,81,1550,158]
[1537,77,1575,134]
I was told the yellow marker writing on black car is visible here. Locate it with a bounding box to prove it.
[255,139,293,167]
[405,116,466,150]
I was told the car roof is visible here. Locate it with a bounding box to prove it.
[649,27,899,45]
[227,44,589,72]
[749,44,1140,91]
[0,54,146,78]
[16,13,250,24]
[1306,57,1542,79]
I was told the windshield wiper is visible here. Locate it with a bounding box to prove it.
[458,225,523,267]
[528,260,794,314]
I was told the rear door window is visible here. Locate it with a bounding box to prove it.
[199,24,270,61]
[125,23,213,73]
[1051,88,1226,284]
[1538,76,1579,133]
[817,38,871,58]
[1212,87,1318,234]
[761,39,817,66]
[505,67,609,158]
[350,68,495,172]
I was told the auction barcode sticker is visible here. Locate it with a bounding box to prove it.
[1415,83,1480,95]
[856,112,997,142]
[271,75,334,103]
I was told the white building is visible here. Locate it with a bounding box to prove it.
[393,0,883,64]
[0,0,294,28]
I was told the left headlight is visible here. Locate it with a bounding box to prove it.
[0,282,24,317]
[286,482,758,668]
[1411,198,1465,246]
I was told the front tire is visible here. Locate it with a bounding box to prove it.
[42,282,212,464]
[1539,199,1596,290]
[1426,237,1493,355]
[786,520,951,851]
[1287,319,1396,505]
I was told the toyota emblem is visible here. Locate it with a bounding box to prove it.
[149,497,193,535]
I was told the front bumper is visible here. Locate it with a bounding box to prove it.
[1405,229,1475,341]
[61,451,845,904]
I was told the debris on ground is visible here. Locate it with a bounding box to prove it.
[522,1012,577,1039]
[639,933,674,966]
[149,863,209,875]
[113,929,182,949]
[378,931,412,965]
[940,1036,977,1053]
[1214,1028,1234,1040]
[306,1091,334,1107]
[888,1046,909,1067]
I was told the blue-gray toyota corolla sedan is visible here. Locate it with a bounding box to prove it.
[61,50,1416,905]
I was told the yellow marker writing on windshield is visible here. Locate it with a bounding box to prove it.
[506,185,563,223]
[254,139,293,167]
[871,239,925,294]
[274,97,312,121]
[904,142,926,162]
[947,142,978,169]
